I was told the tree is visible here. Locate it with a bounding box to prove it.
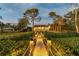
[54,15,65,25]
[73,4,79,33]
[0,9,3,33]
[49,11,66,32]
[24,8,39,27]
[49,12,64,24]
[5,23,11,28]
[11,24,17,31]
[0,21,5,33]
[0,8,2,19]
[5,23,16,31]
[17,17,29,31]
[49,11,57,22]
[64,8,79,32]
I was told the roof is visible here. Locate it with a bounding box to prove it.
[34,25,48,27]
[54,18,65,25]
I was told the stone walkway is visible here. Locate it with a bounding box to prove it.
[33,33,48,56]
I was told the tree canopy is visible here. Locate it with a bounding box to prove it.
[24,8,39,27]
[17,17,29,31]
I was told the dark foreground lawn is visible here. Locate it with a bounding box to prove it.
[0,32,33,56]
[44,32,79,56]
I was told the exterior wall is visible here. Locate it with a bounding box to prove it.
[33,24,63,33]
[33,25,50,32]
[0,28,15,32]
[33,26,49,32]
[49,24,62,33]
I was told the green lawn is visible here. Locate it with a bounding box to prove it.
[44,32,79,56]
[0,32,33,56]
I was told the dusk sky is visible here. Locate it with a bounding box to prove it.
[0,3,77,25]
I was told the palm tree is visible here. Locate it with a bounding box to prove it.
[24,8,39,27]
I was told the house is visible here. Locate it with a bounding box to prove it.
[33,25,50,32]
[49,18,66,32]
[3,27,15,32]
[33,18,66,33]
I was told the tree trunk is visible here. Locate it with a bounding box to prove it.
[75,10,79,33]
[32,18,34,31]
[1,27,3,33]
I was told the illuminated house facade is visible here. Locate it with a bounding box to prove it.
[33,18,65,32]
[49,18,65,32]
[33,25,50,32]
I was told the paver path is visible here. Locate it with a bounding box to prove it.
[33,33,48,56]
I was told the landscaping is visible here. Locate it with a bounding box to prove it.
[44,32,79,56]
[0,32,33,56]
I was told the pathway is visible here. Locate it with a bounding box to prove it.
[33,33,48,56]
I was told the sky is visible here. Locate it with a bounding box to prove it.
[0,3,78,25]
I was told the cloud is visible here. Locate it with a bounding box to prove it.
[0,3,78,25]
[0,19,18,24]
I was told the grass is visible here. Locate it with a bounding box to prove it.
[0,32,33,56]
[44,32,79,56]
[0,32,33,39]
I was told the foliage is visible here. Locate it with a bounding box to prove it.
[0,21,5,33]
[64,8,79,32]
[24,8,40,26]
[0,32,33,56]
[44,32,79,56]
[49,11,56,18]
[17,17,29,31]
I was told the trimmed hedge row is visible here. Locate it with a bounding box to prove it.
[44,32,79,38]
